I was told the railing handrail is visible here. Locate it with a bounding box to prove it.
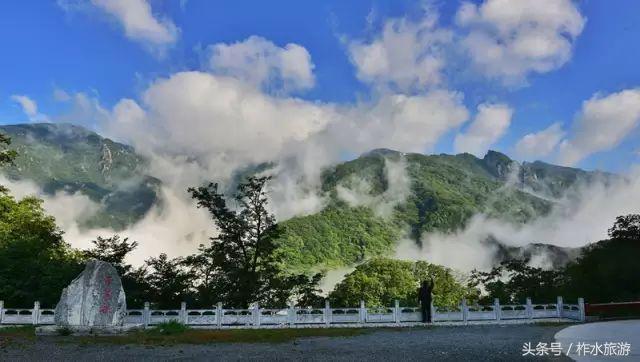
[0,296,586,326]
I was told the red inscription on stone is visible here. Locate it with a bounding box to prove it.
[99,275,113,314]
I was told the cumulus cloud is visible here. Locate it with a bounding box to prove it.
[515,122,565,159]
[208,36,315,94]
[348,10,452,92]
[341,91,469,154]
[105,71,332,186]
[10,94,49,122]
[10,95,38,117]
[558,88,640,166]
[456,0,585,85]
[347,0,585,89]
[454,103,513,156]
[60,0,179,54]
[101,71,470,188]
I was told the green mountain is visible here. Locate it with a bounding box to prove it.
[0,123,160,230]
[0,123,609,272]
[277,149,610,272]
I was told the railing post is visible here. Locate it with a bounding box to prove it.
[461,299,468,323]
[578,298,585,322]
[394,300,400,324]
[217,302,223,328]
[180,302,187,324]
[143,302,150,328]
[324,300,331,326]
[254,303,260,326]
[288,301,295,326]
[0,300,4,325]
[33,301,40,325]
[526,298,533,319]
[494,298,501,321]
[359,300,366,324]
[430,300,435,323]
[556,296,563,318]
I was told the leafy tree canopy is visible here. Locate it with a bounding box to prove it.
[0,192,82,306]
[330,258,477,307]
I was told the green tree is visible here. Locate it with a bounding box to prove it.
[188,175,321,307]
[564,214,640,303]
[607,214,640,241]
[0,193,82,306]
[469,260,564,304]
[144,253,192,308]
[84,235,137,275]
[330,258,475,307]
[83,235,149,307]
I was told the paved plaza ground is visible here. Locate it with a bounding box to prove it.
[1,323,575,361]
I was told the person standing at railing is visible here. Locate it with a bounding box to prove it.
[418,279,434,323]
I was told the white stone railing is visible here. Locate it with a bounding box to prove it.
[0,297,585,327]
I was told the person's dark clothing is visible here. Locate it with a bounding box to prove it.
[418,280,433,322]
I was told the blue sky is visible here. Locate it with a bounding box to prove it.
[1,0,640,173]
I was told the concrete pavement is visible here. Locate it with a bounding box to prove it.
[555,320,639,361]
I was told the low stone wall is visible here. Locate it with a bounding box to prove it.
[0,297,585,328]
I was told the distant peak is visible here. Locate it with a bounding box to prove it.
[482,150,512,162]
[361,148,404,158]
[482,150,517,179]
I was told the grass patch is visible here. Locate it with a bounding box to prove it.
[154,321,190,335]
[74,327,369,346]
[0,326,35,349]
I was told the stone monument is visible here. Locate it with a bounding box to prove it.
[37,259,133,335]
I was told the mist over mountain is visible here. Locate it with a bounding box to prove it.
[0,123,160,230]
[0,122,619,272]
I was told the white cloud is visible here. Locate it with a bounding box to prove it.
[208,36,315,94]
[103,71,470,185]
[10,94,49,122]
[348,11,452,92]
[558,88,640,166]
[10,95,38,117]
[107,72,331,182]
[60,0,179,53]
[342,91,469,154]
[54,91,110,129]
[515,122,565,159]
[454,103,513,156]
[456,0,585,85]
